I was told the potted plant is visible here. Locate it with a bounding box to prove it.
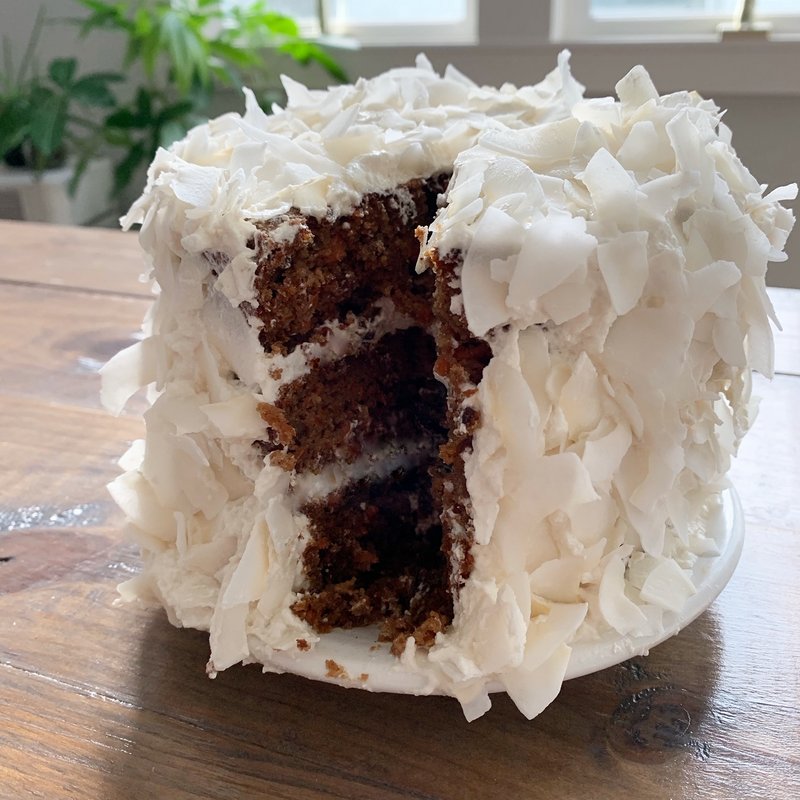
[74,0,347,202]
[0,9,123,224]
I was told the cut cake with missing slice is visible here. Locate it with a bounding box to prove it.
[102,53,795,720]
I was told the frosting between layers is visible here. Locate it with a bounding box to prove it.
[103,54,796,721]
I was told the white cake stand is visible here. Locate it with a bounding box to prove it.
[262,487,744,695]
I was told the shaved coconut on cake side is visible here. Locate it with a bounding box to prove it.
[420,63,795,716]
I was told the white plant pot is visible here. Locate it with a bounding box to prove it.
[0,157,114,225]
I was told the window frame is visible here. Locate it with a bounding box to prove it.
[551,0,800,42]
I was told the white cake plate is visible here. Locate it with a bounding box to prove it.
[262,487,744,696]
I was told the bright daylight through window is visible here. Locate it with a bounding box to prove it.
[554,0,800,39]
[266,0,475,44]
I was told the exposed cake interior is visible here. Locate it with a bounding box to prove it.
[249,175,466,651]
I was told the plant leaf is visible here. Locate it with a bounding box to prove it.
[262,12,300,38]
[67,152,91,196]
[76,3,133,37]
[133,7,153,38]
[113,140,146,193]
[48,57,77,88]
[279,40,311,64]
[208,40,259,70]
[0,97,30,158]
[139,26,160,76]
[71,74,121,107]
[159,10,208,93]
[135,87,152,121]
[105,107,141,129]
[28,89,66,161]
[103,127,133,147]
[303,43,349,83]
[277,40,347,83]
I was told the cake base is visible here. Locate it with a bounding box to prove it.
[253,487,744,696]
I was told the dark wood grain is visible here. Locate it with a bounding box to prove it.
[0,221,799,800]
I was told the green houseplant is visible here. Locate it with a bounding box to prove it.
[0,9,123,174]
[74,0,347,195]
[0,8,124,222]
[0,2,345,223]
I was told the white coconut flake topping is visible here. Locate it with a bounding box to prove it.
[104,52,795,724]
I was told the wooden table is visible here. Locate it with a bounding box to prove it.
[0,218,798,800]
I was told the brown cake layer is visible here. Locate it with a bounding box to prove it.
[427,249,492,590]
[291,463,451,653]
[250,175,449,354]
[256,327,447,474]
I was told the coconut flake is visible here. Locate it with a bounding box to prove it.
[712,317,747,367]
[201,394,266,438]
[221,520,269,608]
[107,471,176,541]
[596,231,649,315]
[502,642,572,720]
[502,452,598,534]
[686,260,741,321]
[209,603,250,671]
[559,353,603,438]
[582,423,633,485]
[598,547,648,635]
[462,206,525,336]
[100,339,157,416]
[639,558,696,613]
[454,683,492,722]
[580,148,639,230]
[507,212,597,315]
[616,121,672,173]
[521,602,588,672]
[615,65,659,112]
[530,539,606,602]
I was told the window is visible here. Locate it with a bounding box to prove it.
[256,0,476,45]
[552,0,800,41]
[324,0,476,45]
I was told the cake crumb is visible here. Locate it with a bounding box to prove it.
[257,402,296,444]
[325,659,348,679]
[296,638,310,651]
[270,451,298,470]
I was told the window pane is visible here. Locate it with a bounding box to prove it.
[592,0,797,15]
[592,1,736,16]
[327,0,468,26]
[266,0,318,22]
[760,0,800,11]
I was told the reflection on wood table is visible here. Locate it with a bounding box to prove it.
[0,220,798,800]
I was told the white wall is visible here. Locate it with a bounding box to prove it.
[2,0,798,287]
[0,1,119,77]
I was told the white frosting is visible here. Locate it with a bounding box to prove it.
[104,54,795,722]
[412,62,795,718]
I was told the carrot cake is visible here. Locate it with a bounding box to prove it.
[102,53,796,720]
